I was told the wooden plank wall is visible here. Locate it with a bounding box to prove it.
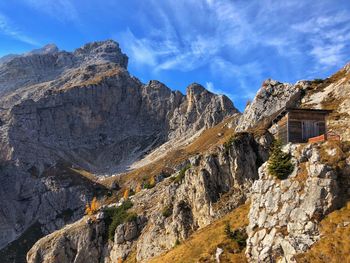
[288,120,302,143]
[277,111,327,143]
[277,115,288,144]
[288,112,326,121]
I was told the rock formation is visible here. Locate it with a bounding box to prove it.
[0,40,237,260]
[1,39,350,263]
[27,131,272,263]
[246,143,345,262]
[235,79,302,132]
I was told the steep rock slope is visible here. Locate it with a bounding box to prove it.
[235,79,302,132]
[246,142,349,262]
[25,61,350,263]
[300,63,350,141]
[26,131,272,263]
[0,40,237,260]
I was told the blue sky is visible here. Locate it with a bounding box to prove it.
[0,0,350,111]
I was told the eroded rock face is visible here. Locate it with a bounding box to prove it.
[0,40,237,255]
[0,40,128,97]
[26,132,272,263]
[246,144,342,263]
[235,79,301,132]
[27,218,107,263]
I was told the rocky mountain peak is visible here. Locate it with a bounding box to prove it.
[186,82,209,96]
[344,62,350,73]
[73,39,128,68]
[27,44,59,55]
[235,78,300,131]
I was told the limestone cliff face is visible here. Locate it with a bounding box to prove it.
[235,79,302,132]
[0,40,237,255]
[246,142,349,262]
[26,132,272,263]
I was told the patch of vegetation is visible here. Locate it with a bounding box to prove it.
[267,140,294,180]
[85,197,100,216]
[172,164,191,183]
[161,205,173,218]
[143,176,156,189]
[224,222,247,249]
[104,200,135,241]
[174,239,181,247]
[223,132,249,154]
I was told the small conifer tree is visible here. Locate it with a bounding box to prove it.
[267,140,294,179]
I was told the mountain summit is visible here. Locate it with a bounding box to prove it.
[0,40,238,260]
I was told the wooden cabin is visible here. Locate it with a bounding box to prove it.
[272,108,332,144]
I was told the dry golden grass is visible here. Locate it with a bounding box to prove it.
[124,248,137,263]
[295,202,350,263]
[102,116,237,193]
[148,203,250,263]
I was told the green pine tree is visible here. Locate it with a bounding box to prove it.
[268,140,294,179]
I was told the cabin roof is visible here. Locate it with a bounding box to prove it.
[272,107,332,124]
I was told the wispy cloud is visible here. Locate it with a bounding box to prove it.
[292,11,350,67]
[114,0,350,102]
[21,0,79,24]
[211,57,262,100]
[205,81,235,100]
[0,13,39,46]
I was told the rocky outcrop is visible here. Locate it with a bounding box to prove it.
[0,40,128,97]
[235,79,302,132]
[27,132,272,263]
[246,143,344,262]
[301,63,350,141]
[27,218,107,263]
[0,40,237,258]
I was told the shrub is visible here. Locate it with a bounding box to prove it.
[224,222,247,249]
[173,164,191,184]
[174,239,180,246]
[162,205,173,218]
[267,140,294,180]
[85,197,99,216]
[104,200,135,241]
[223,133,249,154]
[143,176,156,189]
[123,189,129,199]
[126,212,138,222]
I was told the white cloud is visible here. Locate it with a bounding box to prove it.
[21,0,79,23]
[115,0,350,100]
[0,13,39,46]
[205,81,237,101]
[292,11,350,66]
[310,44,345,66]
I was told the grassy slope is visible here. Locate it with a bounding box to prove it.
[148,203,250,263]
[295,202,350,263]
